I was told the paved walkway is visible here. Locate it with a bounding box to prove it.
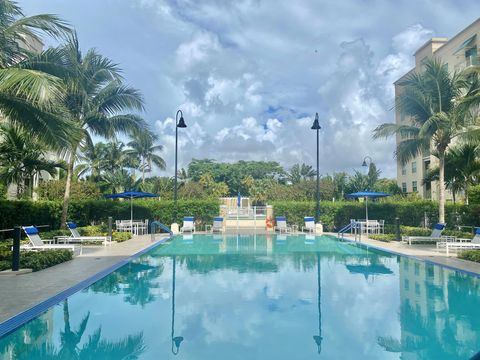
[340,233,480,275]
[0,234,169,323]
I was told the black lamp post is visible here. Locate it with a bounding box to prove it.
[174,110,187,224]
[311,113,321,223]
[361,156,372,171]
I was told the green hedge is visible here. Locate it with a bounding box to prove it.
[271,200,480,231]
[0,198,478,233]
[0,199,220,230]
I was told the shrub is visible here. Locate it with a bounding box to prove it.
[0,249,72,272]
[78,225,107,236]
[369,234,395,242]
[113,232,131,242]
[458,250,480,263]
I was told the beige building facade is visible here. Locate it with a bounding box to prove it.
[395,18,480,200]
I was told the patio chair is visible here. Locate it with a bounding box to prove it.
[439,227,480,255]
[181,217,195,233]
[207,217,224,233]
[22,226,79,255]
[402,223,450,245]
[57,222,111,246]
[302,217,315,233]
[274,217,291,233]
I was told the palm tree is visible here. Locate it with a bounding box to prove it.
[75,142,107,180]
[373,58,479,223]
[24,34,146,227]
[102,139,138,174]
[287,163,316,184]
[0,0,76,146]
[0,123,64,198]
[424,144,480,204]
[127,131,166,183]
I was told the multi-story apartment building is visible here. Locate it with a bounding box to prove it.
[395,18,480,199]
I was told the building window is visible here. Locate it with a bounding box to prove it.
[412,181,418,192]
[401,165,406,176]
[402,182,407,193]
[404,279,410,291]
[414,263,420,276]
[412,161,417,174]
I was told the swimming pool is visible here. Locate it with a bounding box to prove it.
[0,234,479,359]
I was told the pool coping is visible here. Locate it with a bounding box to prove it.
[0,234,172,339]
[335,233,480,278]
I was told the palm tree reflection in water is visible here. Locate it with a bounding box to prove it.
[0,299,145,359]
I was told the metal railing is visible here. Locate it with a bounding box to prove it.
[226,206,267,219]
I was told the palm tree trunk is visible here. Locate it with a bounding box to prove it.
[61,149,75,229]
[465,185,469,205]
[142,158,145,184]
[438,152,446,224]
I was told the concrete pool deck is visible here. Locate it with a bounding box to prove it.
[0,234,169,323]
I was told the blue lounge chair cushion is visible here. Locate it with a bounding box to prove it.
[304,217,315,222]
[67,222,77,229]
[214,217,223,221]
[184,217,194,221]
[434,223,445,230]
[475,227,480,235]
[24,226,39,235]
[276,217,286,221]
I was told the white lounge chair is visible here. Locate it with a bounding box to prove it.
[22,226,78,254]
[207,217,224,233]
[402,223,450,245]
[57,222,111,246]
[274,217,291,233]
[440,227,480,255]
[181,217,195,233]
[302,217,315,233]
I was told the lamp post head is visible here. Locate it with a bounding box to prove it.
[361,159,368,167]
[177,116,187,128]
[311,113,321,130]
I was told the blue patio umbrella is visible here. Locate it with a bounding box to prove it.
[345,191,390,222]
[105,191,159,224]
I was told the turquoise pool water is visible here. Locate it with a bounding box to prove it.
[0,234,479,359]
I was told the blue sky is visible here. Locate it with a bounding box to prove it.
[19,0,480,177]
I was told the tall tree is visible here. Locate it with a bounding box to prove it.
[25,34,146,227]
[0,0,76,146]
[374,58,479,223]
[127,131,165,183]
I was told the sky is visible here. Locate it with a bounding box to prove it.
[19,0,480,178]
